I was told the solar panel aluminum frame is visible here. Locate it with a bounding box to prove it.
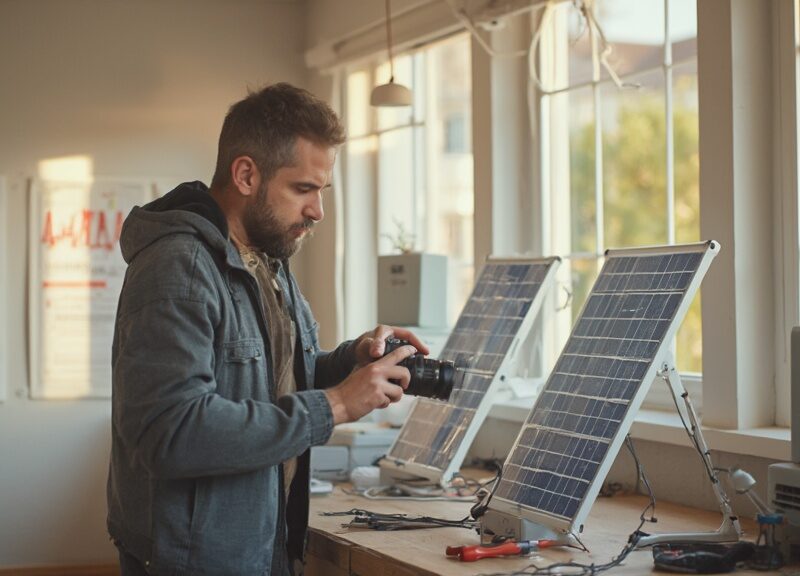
[486,241,719,541]
[380,256,561,487]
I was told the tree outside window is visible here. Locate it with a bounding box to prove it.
[544,0,701,374]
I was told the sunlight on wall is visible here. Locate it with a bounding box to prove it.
[347,70,370,138]
[38,155,95,183]
[348,137,378,154]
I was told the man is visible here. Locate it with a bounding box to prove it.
[107,83,428,576]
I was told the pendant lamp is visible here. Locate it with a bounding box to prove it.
[370,0,412,107]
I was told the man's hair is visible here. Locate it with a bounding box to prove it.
[210,83,346,189]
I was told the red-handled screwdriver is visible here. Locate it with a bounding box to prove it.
[446,542,511,558]
[446,540,559,562]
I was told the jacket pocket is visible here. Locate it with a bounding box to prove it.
[187,469,276,575]
[219,338,269,401]
[223,338,263,363]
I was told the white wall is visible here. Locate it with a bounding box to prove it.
[306,0,424,46]
[0,0,307,567]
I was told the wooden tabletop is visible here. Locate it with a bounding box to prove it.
[307,484,793,576]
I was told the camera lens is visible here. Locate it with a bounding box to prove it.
[383,338,455,401]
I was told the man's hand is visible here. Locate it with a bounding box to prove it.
[351,325,430,367]
[324,344,417,425]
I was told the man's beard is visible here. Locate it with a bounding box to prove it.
[243,190,315,259]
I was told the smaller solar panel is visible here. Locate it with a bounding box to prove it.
[382,257,560,485]
[488,242,718,538]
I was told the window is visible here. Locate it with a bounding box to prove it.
[539,0,701,402]
[317,0,794,433]
[342,33,474,336]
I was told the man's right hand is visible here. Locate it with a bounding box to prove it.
[323,344,416,425]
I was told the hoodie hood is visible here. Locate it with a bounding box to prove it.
[119,181,231,264]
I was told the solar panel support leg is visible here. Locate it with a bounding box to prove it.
[635,362,742,548]
[479,509,577,546]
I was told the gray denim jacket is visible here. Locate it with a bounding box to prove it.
[107,182,355,576]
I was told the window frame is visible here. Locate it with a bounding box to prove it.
[321,0,798,436]
[339,33,476,338]
[526,0,796,430]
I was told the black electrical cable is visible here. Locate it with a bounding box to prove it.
[469,456,505,473]
[624,435,657,525]
[472,532,644,576]
[667,381,717,484]
[320,508,476,531]
[470,468,502,520]
[450,471,499,498]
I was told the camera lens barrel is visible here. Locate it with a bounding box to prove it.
[383,338,455,400]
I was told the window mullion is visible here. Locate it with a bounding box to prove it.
[590,19,604,261]
[370,63,381,265]
[593,84,604,261]
[665,0,676,246]
[412,54,420,250]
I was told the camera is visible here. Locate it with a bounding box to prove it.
[382,337,455,400]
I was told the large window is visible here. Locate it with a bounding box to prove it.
[324,0,794,435]
[342,33,474,336]
[541,0,701,386]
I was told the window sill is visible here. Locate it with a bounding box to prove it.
[488,399,790,461]
[631,409,790,461]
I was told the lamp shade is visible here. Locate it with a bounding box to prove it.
[370,81,412,107]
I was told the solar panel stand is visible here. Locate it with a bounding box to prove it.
[634,360,742,547]
[479,508,579,546]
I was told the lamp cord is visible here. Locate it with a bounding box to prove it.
[385,0,395,81]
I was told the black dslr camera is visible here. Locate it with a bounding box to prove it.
[382,337,455,400]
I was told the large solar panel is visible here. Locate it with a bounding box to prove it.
[380,257,560,486]
[484,242,718,541]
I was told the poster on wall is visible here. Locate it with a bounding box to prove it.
[0,176,6,402]
[29,178,149,399]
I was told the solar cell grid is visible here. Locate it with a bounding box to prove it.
[492,246,713,526]
[385,259,559,477]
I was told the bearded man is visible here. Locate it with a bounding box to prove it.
[107,83,427,576]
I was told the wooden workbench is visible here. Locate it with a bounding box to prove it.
[307,486,789,576]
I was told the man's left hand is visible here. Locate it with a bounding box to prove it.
[352,325,430,366]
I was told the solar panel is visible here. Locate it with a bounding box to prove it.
[484,241,719,542]
[380,257,560,486]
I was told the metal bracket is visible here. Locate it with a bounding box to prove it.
[634,358,742,547]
